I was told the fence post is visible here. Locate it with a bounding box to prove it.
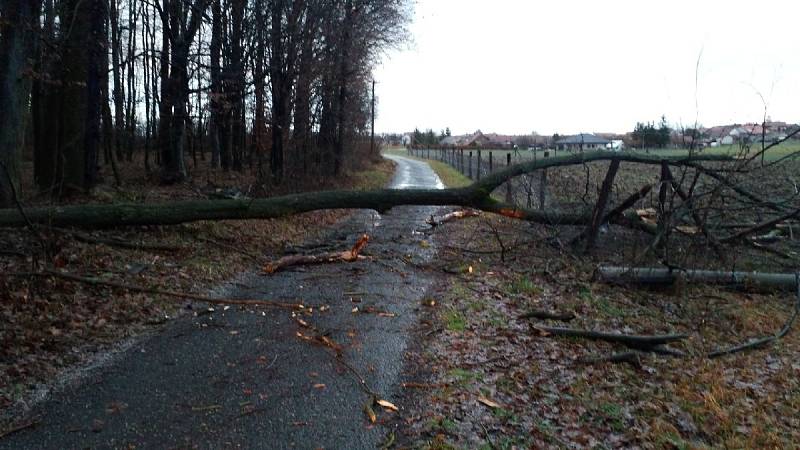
[459,149,464,173]
[468,151,473,179]
[489,151,493,173]
[477,149,481,181]
[505,153,512,203]
[539,150,548,208]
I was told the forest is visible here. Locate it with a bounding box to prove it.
[0,0,409,207]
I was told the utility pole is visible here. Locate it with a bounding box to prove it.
[370,79,376,155]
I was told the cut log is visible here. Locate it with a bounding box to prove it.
[534,325,688,350]
[596,266,799,291]
[0,151,732,229]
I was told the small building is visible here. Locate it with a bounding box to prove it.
[608,140,625,151]
[439,136,460,146]
[555,134,611,151]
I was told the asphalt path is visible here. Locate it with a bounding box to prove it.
[1,155,444,450]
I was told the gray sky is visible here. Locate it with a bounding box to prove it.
[373,0,800,136]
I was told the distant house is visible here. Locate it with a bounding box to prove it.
[439,136,460,146]
[462,130,491,147]
[484,133,516,148]
[438,130,491,147]
[555,134,610,151]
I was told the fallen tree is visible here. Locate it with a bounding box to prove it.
[0,151,733,229]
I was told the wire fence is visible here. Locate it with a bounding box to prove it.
[408,147,556,209]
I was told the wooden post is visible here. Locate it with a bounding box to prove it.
[539,149,548,209]
[505,153,512,203]
[477,149,482,181]
[459,149,464,173]
[489,151,493,173]
[468,151,473,179]
[539,169,547,209]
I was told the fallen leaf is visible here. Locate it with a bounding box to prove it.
[376,399,399,412]
[477,396,502,409]
[364,402,377,423]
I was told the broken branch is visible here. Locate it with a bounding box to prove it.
[12,270,305,309]
[534,325,688,350]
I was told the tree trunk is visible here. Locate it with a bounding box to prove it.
[57,0,97,194]
[83,0,105,189]
[269,0,286,182]
[33,0,58,194]
[208,0,222,169]
[0,0,39,207]
[109,0,125,161]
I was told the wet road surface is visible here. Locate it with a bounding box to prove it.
[1,155,445,450]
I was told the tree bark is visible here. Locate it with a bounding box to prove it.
[0,0,39,207]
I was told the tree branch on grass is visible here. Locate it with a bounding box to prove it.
[50,227,185,252]
[9,270,305,309]
[533,325,688,351]
[708,273,800,358]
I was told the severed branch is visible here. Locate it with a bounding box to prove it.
[50,227,185,252]
[708,274,800,358]
[719,207,800,244]
[263,234,370,274]
[684,162,787,213]
[584,159,621,252]
[10,270,305,310]
[426,209,481,227]
[519,310,575,322]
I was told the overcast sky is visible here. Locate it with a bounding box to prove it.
[373,0,800,136]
